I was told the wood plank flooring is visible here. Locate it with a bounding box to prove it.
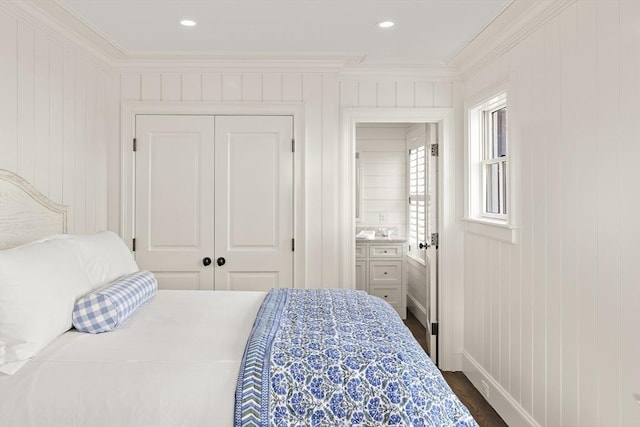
[403,312,508,427]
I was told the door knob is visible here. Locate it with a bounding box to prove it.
[202,257,212,266]
[216,257,226,266]
[419,242,429,249]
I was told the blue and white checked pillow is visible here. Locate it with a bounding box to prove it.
[72,270,157,333]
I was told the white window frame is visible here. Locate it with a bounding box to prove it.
[464,86,517,243]
[480,96,508,221]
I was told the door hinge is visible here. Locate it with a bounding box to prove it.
[133,138,137,152]
[291,238,295,251]
[132,238,136,251]
[291,139,295,153]
[408,196,412,204]
[431,322,439,336]
[431,232,439,249]
[430,143,439,156]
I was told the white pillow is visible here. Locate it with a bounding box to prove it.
[65,231,139,291]
[0,238,92,375]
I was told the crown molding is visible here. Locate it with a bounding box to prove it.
[449,0,576,79]
[11,0,574,81]
[114,54,365,73]
[0,0,115,72]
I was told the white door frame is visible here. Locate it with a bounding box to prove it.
[340,107,463,370]
[120,101,305,287]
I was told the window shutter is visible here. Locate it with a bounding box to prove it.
[409,146,426,260]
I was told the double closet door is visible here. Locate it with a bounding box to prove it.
[134,115,294,291]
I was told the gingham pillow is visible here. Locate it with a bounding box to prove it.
[72,270,157,334]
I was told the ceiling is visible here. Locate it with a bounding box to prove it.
[57,0,511,65]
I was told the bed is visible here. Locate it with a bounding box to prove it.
[0,169,477,427]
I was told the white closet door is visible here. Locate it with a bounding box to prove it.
[135,115,215,290]
[214,116,293,291]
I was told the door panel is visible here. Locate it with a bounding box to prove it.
[406,122,439,364]
[228,132,279,248]
[424,123,439,365]
[214,116,293,291]
[135,115,215,290]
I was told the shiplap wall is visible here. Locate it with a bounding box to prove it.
[0,5,112,235]
[116,72,453,287]
[462,2,640,426]
[356,125,407,235]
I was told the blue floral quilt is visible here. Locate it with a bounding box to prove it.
[234,289,478,426]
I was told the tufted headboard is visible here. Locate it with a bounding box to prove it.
[0,169,69,250]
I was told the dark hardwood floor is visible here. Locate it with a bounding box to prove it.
[404,311,508,427]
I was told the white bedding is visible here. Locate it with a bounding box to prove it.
[0,290,265,427]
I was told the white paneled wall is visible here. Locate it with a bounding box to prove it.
[462,2,640,426]
[117,71,453,288]
[340,78,453,108]
[356,125,407,234]
[0,5,112,234]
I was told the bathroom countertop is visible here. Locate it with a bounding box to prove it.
[355,237,407,243]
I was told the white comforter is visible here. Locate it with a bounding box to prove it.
[0,290,265,427]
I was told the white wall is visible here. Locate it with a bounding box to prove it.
[0,0,462,366]
[114,71,454,288]
[356,125,407,235]
[0,3,114,234]
[461,2,640,426]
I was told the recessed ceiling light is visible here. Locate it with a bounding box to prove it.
[377,21,395,29]
[180,19,197,27]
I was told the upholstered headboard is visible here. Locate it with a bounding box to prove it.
[0,169,69,249]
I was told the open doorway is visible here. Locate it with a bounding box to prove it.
[353,121,440,363]
[341,107,458,369]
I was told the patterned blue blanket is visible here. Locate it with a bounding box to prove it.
[234,289,478,426]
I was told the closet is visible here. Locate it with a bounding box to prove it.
[134,115,294,291]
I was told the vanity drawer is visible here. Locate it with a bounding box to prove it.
[369,244,403,258]
[369,286,402,306]
[369,261,402,284]
[355,245,367,259]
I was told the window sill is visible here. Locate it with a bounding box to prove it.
[406,253,426,267]
[462,217,518,244]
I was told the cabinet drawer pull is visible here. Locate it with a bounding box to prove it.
[384,271,388,275]
[384,294,388,298]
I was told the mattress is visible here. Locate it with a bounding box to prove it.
[0,290,265,427]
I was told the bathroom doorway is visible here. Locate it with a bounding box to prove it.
[354,121,440,363]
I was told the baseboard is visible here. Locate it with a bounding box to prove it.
[406,293,427,326]
[462,352,541,427]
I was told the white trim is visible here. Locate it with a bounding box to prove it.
[115,57,364,74]
[406,292,427,326]
[462,218,517,244]
[449,0,576,79]
[340,107,462,370]
[465,84,516,235]
[120,101,306,287]
[0,0,114,72]
[463,351,541,427]
[406,252,426,267]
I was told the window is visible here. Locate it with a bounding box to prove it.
[482,104,507,218]
[467,91,510,224]
[408,145,426,261]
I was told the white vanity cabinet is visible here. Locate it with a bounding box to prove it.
[355,241,406,319]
